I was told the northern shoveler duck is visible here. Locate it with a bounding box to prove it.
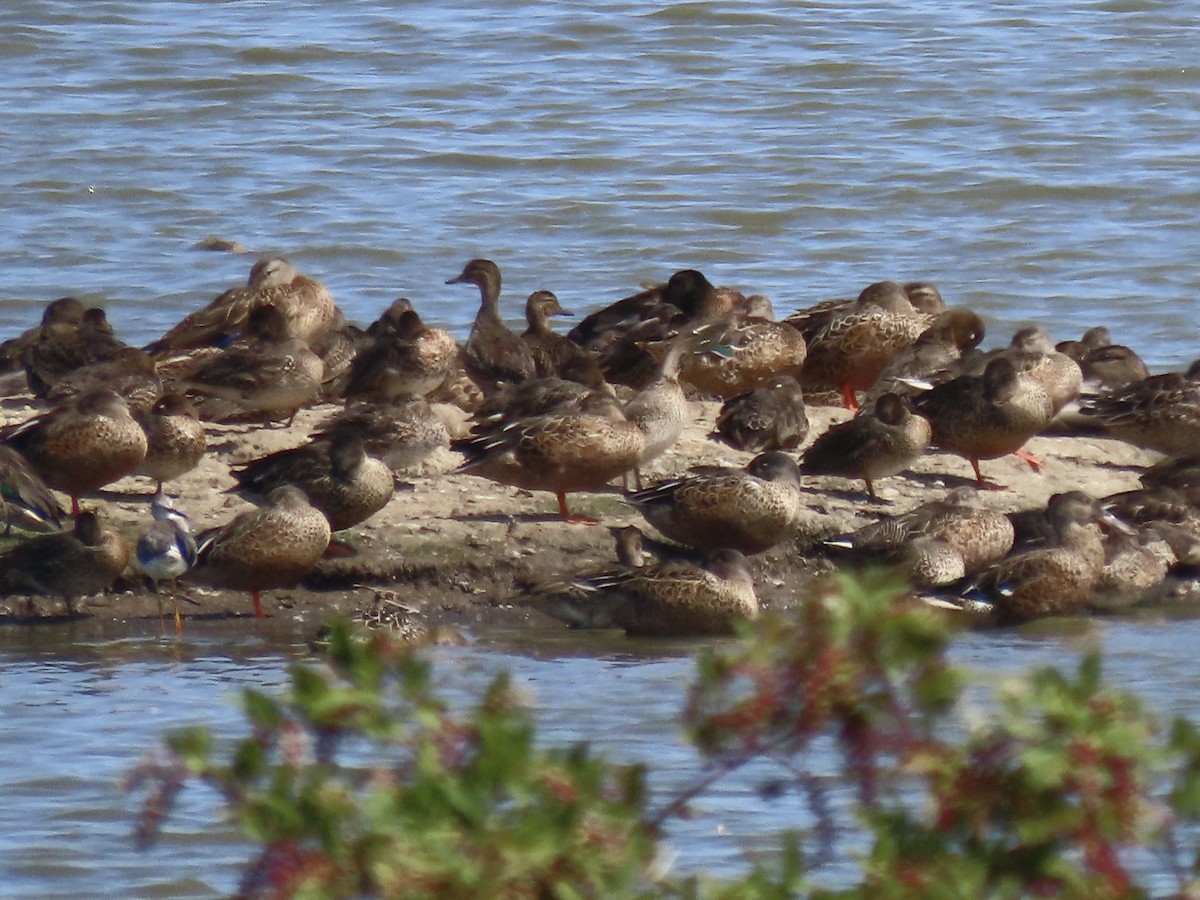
[1090,527,1176,611]
[453,390,644,524]
[4,387,147,515]
[231,432,394,532]
[800,392,931,499]
[133,392,207,491]
[824,486,1014,587]
[0,444,65,534]
[447,258,537,391]
[712,374,810,453]
[911,356,1053,488]
[341,304,457,403]
[146,256,336,354]
[628,450,804,554]
[793,280,934,411]
[46,346,162,413]
[313,399,450,473]
[521,290,606,385]
[568,268,740,388]
[174,303,324,424]
[25,306,127,398]
[0,511,129,616]
[1077,361,1200,456]
[135,489,198,633]
[527,545,758,637]
[929,492,1114,624]
[188,484,331,618]
[1054,326,1149,392]
[863,307,986,406]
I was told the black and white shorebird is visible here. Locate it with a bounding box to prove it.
[135,489,198,634]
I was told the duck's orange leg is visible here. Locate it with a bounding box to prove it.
[1013,448,1044,472]
[252,589,266,618]
[971,457,1008,491]
[840,383,859,413]
[557,492,598,525]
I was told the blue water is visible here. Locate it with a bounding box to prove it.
[2,1,1200,895]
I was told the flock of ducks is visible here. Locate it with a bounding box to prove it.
[0,253,1197,636]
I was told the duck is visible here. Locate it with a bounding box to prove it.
[793,280,934,411]
[231,433,395,532]
[135,489,198,633]
[146,256,336,354]
[133,392,207,491]
[623,336,690,489]
[910,356,1054,488]
[174,302,324,424]
[45,346,162,414]
[527,545,758,637]
[862,307,986,406]
[799,393,931,499]
[0,296,86,377]
[1077,361,1200,456]
[3,387,148,515]
[667,302,808,399]
[824,486,1014,587]
[453,390,644,523]
[447,258,537,391]
[930,492,1114,624]
[25,306,127,398]
[0,511,129,616]
[1090,527,1176,611]
[0,444,66,534]
[312,398,451,473]
[568,268,740,388]
[1001,325,1082,416]
[340,301,457,403]
[711,374,810,453]
[628,450,804,554]
[188,484,331,619]
[521,290,605,385]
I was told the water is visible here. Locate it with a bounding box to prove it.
[1,0,1199,894]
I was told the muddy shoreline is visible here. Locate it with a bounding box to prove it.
[0,392,1172,645]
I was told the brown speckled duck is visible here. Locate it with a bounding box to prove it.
[825,486,1015,587]
[521,290,605,385]
[0,297,86,377]
[793,280,934,411]
[712,374,810,453]
[934,492,1112,624]
[0,511,129,616]
[175,303,324,424]
[4,387,147,515]
[623,336,690,489]
[628,450,803,554]
[863,307,986,406]
[528,546,758,637]
[146,257,336,353]
[1078,361,1200,456]
[341,304,457,403]
[231,433,395,532]
[133,392,207,491]
[313,399,451,473]
[25,306,127,398]
[45,346,162,414]
[800,393,931,499]
[448,258,537,391]
[188,484,331,618]
[911,356,1053,488]
[568,269,739,388]
[453,390,644,523]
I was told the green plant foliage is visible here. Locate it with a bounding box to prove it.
[130,572,1200,898]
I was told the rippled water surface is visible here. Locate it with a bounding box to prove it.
[2,0,1200,895]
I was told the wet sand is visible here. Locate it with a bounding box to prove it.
[0,393,1165,644]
